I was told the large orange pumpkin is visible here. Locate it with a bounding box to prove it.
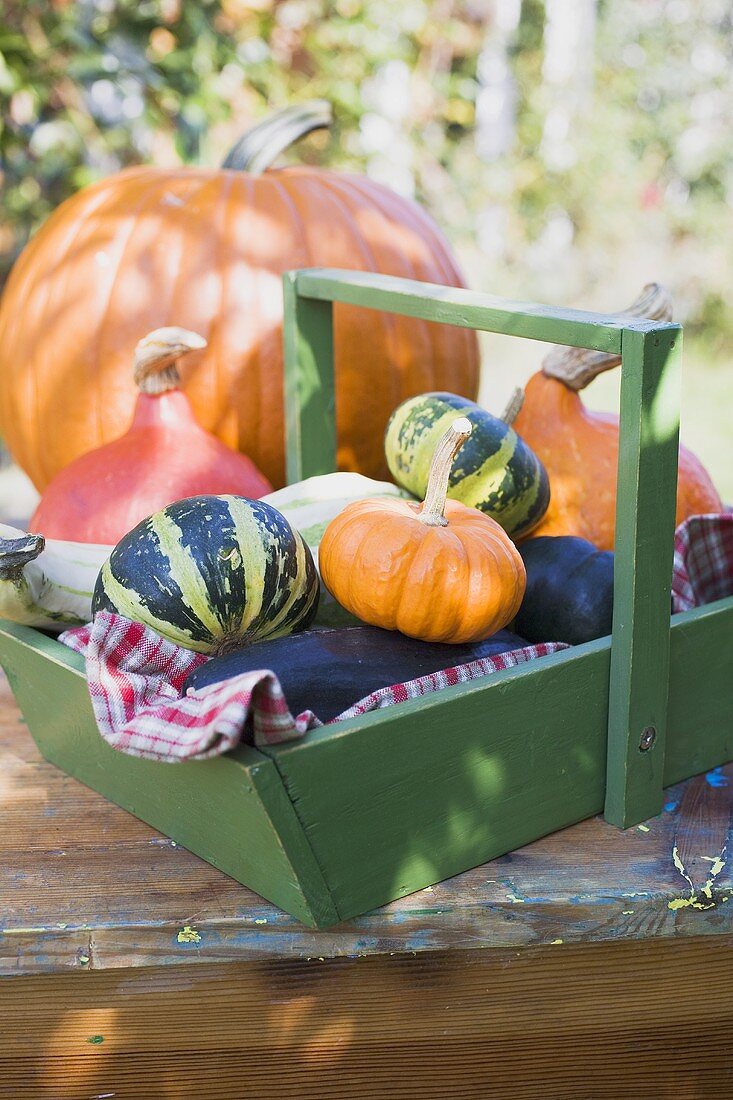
[0,102,479,491]
[512,285,723,550]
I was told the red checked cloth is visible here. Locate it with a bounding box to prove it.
[671,511,733,611]
[60,613,564,761]
[60,511,733,763]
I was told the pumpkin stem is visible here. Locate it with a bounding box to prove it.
[500,387,524,426]
[0,532,45,581]
[133,327,207,395]
[541,283,673,391]
[418,418,472,527]
[221,101,333,176]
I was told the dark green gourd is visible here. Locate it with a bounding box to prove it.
[185,625,530,722]
[515,535,614,645]
[93,495,319,654]
[385,392,550,538]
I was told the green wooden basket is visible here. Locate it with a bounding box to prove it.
[1,268,731,929]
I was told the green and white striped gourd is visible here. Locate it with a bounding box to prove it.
[93,495,319,654]
[385,392,550,539]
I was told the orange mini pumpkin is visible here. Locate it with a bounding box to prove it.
[319,418,526,644]
[512,284,722,550]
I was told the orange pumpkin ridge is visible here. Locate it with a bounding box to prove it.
[0,103,479,491]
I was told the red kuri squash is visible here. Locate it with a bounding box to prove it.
[0,102,479,491]
[29,328,272,544]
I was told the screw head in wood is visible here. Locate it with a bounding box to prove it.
[639,726,656,752]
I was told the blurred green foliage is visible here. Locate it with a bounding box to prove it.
[1,0,731,346]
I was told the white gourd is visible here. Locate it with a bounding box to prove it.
[0,523,111,630]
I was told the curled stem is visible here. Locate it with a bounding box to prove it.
[133,327,207,395]
[542,283,673,391]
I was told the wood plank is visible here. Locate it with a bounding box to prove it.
[605,324,682,826]
[0,622,337,929]
[294,267,679,351]
[1,936,732,1099]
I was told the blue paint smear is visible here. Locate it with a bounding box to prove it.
[664,801,679,813]
[706,767,729,788]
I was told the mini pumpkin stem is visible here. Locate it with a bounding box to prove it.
[133,327,207,395]
[542,283,673,392]
[500,387,524,427]
[419,417,472,527]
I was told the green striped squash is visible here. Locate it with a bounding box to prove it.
[92,495,319,654]
[385,392,550,539]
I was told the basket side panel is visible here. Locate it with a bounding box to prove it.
[665,598,733,785]
[0,623,337,928]
[267,599,733,922]
[266,645,611,921]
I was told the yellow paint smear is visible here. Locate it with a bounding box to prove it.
[669,843,727,911]
[672,845,687,878]
[177,925,202,944]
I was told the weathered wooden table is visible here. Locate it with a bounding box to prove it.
[2,673,732,1099]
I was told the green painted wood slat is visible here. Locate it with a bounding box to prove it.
[0,599,731,928]
[293,268,672,351]
[606,326,682,825]
[261,600,733,921]
[282,271,336,483]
